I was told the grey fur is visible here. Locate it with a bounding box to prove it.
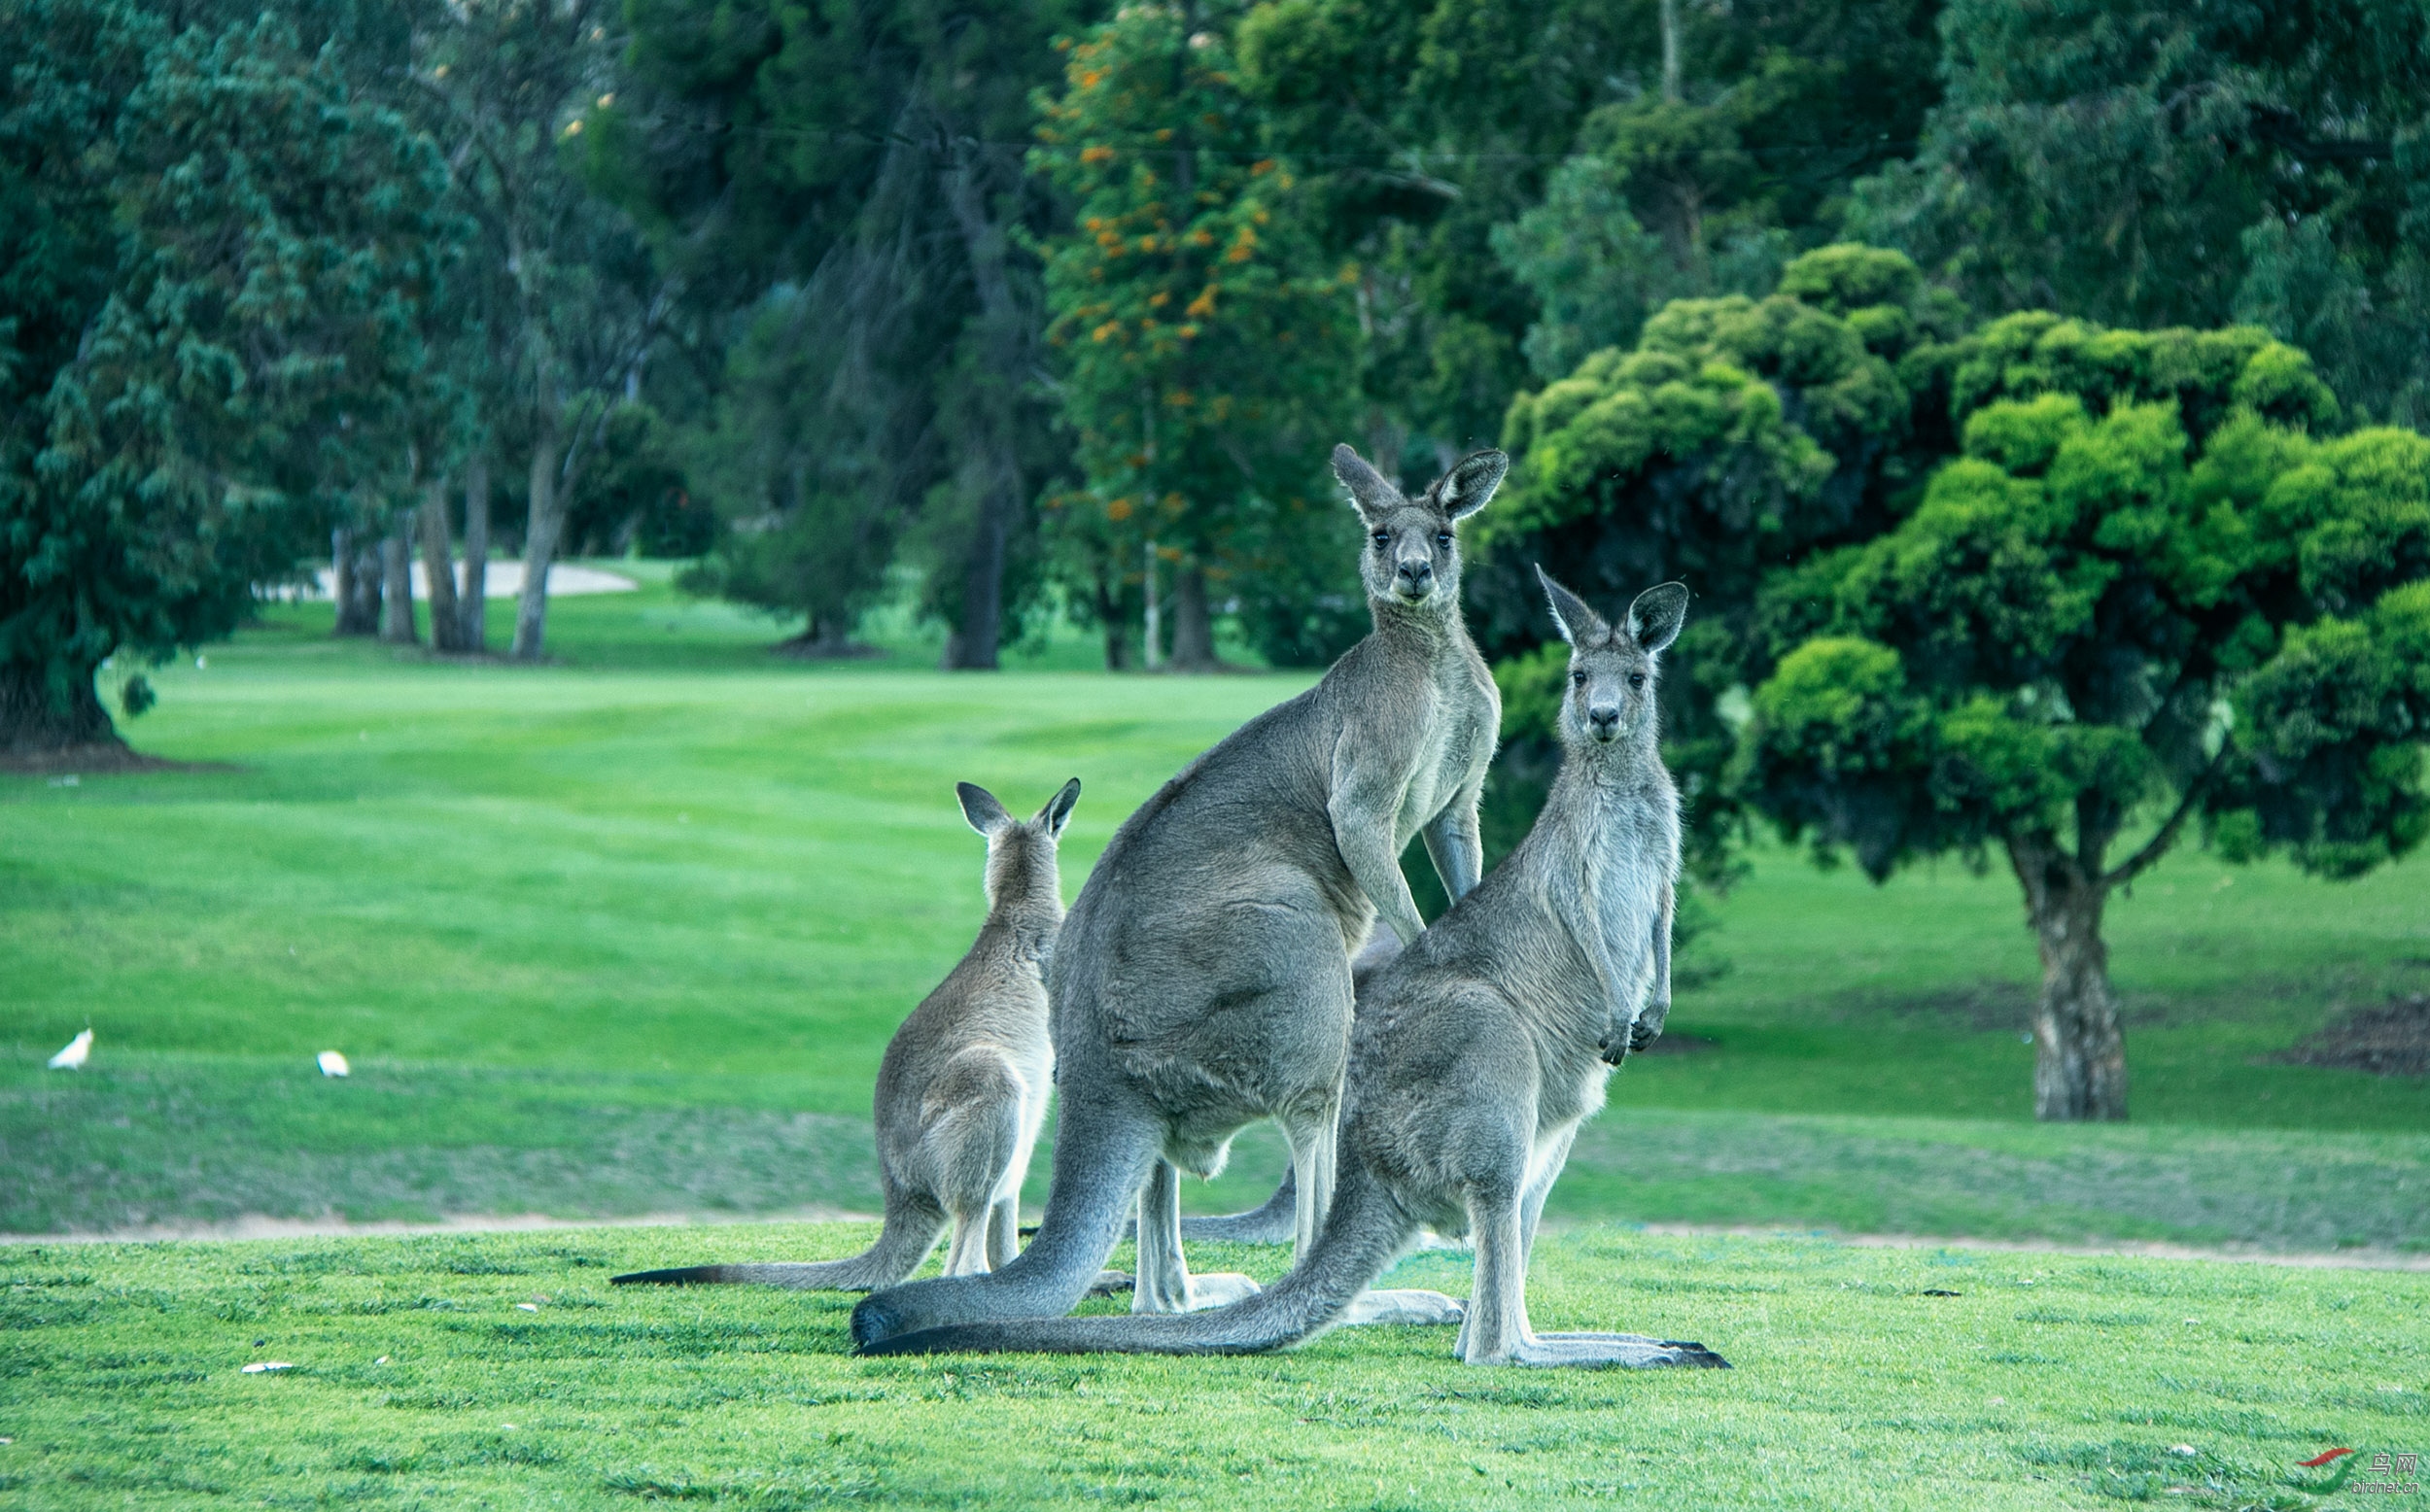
[851,446,1507,1346]
[613,779,1081,1292]
[858,574,1727,1369]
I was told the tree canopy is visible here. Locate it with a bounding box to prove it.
[1734,324,2426,1117]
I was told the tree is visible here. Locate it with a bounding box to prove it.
[1733,314,2427,1119]
[1,1,445,757]
[1856,0,2430,428]
[417,0,668,663]
[1029,1,1357,670]
[1482,245,1970,880]
[1495,0,1943,380]
[605,0,1077,668]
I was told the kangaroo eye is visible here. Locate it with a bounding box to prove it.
[1571,670,1587,686]
[1628,673,1646,689]
[1371,533,1389,549]
[1435,533,1452,548]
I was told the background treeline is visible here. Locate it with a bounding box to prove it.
[5,0,2429,1119]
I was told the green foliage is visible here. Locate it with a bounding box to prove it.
[562,405,706,558]
[1029,3,1359,665]
[1481,245,1963,880]
[1493,2,1943,382]
[1857,0,2430,427]
[1737,328,2430,888]
[0,0,448,747]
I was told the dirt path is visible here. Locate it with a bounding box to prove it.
[10,1211,2427,1271]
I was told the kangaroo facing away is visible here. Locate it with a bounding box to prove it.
[860,573,1729,1369]
[614,779,1081,1291]
[850,446,1508,1348]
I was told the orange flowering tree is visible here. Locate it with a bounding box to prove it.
[1030,2,1357,669]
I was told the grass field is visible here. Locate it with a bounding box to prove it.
[4,1223,2425,1509]
[4,567,2428,1250]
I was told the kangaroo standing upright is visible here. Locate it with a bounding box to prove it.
[861,573,1728,1369]
[851,446,1507,1348]
[614,779,1080,1291]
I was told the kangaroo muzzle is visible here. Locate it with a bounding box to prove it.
[1394,554,1435,599]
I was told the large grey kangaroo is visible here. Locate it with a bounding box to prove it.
[850,445,1507,1348]
[613,779,1080,1291]
[860,572,1729,1369]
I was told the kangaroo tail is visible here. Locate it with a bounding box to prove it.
[614,1200,945,1292]
[1179,1166,1299,1244]
[858,1159,1413,1357]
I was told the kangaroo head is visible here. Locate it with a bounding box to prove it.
[957,777,1081,913]
[1535,568,1688,748]
[1334,444,1508,612]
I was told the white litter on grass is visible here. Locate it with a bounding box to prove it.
[375,1357,390,1365]
[2170,1445,2199,1457]
[317,1050,351,1078]
[48,1030,91,1070]
[515,1303,539,1313]
[240,1362,295,1374]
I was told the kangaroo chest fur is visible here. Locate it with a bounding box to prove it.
[1392,638,1498,841]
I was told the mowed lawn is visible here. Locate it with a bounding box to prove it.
[5,1224,2427,1511]
[3,570,2428,1248]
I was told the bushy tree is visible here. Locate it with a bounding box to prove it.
[1734,317,2426,1119]
[1,1,445,757]
[1483,245,1969,879]
[1030,1,1357,670]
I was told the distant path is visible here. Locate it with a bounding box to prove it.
[306,562,637,600]
[12,1212,2429,1272]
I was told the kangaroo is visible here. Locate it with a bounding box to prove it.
[850,445,1508,1348]
[859,573,1728,1369]
[613,779,1081,1291]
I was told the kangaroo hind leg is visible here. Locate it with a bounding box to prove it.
[1461,1186,1722,1368]
[926,1048,1025,1278]
[1131,1158,1259,1314]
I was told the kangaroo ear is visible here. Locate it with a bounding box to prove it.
[1038,777,1081,839]
[1332,443,1400,524]
[956,782,1012,837]
[1434,449,1509,522]
[1535,565,1609,646]
[1626,582,1690,653]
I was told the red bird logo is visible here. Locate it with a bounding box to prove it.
[2298,1449,2356,1468]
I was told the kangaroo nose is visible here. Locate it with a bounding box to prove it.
[1397,558,1433,591]
[1587,704,1620,739]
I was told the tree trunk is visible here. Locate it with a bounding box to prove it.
[1142,539,1163,670]
[332,526,380,636]
[2015,851,2129,1121]
[1659,0,1682,103]
[1168,561,1218,671]
[460,456,490,653]
[938,143,1027,672]
[511,427,563,661]
[1,660,118,758]
[417,477,464,654]
[378,516,418,644]
[1094,569,1130,670]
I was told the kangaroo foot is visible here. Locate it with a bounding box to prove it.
[1493,1331,1730,1369]
[1134,1271,1261,1314]
[1340,1289,1464,1326]
[1086,1270,1134,1298]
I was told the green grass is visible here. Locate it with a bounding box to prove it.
[4,1222,2425,1509]
[4,568,2427,1246]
